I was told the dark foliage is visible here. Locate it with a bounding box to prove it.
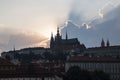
[64,66,111,80]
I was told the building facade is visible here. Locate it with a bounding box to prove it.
[84,39,120,57]
[84,46,120,57]
[65,56,120,80]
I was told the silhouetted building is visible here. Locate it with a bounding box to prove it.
[84,40,120,57]
[1,47,52,64]
[50,27,86,52]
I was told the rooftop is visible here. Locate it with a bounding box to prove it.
[68,56,120,63]
[87,45,120,50]
[0,57,14,65]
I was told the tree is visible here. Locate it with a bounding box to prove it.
[64,66,111,80]
[92,70,111,80]
[65,66,81,80]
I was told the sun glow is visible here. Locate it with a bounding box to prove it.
[36,26,57,39]
[43,28,56,39]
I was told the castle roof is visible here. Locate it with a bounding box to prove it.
[68,56,120,63]
[61,38,80,45]
[20,47,45,51]
[87,45,120,50]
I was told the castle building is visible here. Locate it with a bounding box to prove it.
[50,27,86,52]
[83,39,120,57]
[65,55,120,80]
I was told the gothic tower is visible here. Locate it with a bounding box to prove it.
[50,32,54,48]
[101,38,105,47]
[55,27,62,44]
[56,27,61,39]
[106,39,110,47]
[66,30,68,40]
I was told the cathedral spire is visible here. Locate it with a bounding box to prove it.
[50,32,54,48]
[57,26,59,34]
[56,26,61,39]
[51,32,53,38]
[50,32,54,41]
[13,45,15,51]
[66,30,68,40]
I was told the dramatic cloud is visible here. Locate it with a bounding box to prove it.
[0,27,48,53]
[65,0,120,29]
[62,4,120,47]
[0,0,72,52]
[0,0,120,52]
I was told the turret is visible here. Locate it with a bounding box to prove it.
[106,39,110,47]
[101,38,105,47]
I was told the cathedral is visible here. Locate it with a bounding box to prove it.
[50,27,86,52]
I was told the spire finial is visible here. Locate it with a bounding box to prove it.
[57,26,59,34]
[13,45,15,51]
[51,32,53,37]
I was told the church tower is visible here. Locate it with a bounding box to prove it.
[101,38,105,47]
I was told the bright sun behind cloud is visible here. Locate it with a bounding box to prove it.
[36,25,57,39]
[43,27,56,39]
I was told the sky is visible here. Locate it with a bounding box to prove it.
[0,0,120,52]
